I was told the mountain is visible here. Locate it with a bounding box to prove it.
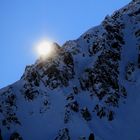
[1,0,140,139]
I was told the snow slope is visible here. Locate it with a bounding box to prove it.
[0,0,140,139]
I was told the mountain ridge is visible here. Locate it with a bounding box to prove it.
[0,0,140,139]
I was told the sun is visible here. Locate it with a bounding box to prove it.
[35,40,54,58]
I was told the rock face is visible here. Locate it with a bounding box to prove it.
[0,0,140,140]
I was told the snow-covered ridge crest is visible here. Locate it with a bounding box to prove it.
[0,0,140,140]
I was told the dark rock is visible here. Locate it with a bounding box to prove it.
[10,132,23,140]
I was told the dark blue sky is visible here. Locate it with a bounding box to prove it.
[0,0,131,88]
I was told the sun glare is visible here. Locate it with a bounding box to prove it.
[35,40,54,58]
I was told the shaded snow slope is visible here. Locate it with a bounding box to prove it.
[0,0,140,140]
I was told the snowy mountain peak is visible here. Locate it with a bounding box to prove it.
[1,1,140,140]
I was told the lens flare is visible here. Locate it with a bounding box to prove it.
[35,40,54,58]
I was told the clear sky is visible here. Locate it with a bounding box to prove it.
[0,0,131,88]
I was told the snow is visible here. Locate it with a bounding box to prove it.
[0,0,140,140]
